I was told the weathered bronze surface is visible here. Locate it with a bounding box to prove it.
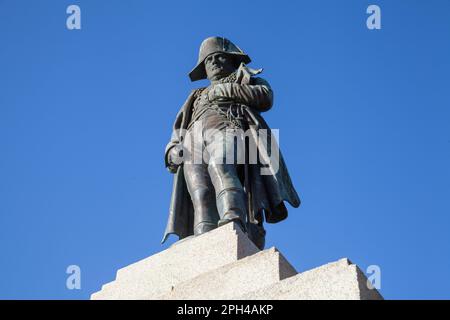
[162,37,300,249]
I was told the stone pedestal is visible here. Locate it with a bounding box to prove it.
[91,223,383,300]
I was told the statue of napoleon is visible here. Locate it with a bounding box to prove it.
[162,36,300,249]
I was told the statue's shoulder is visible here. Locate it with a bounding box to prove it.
[251,76,271,87]
[178,87,207,114]
[191,87,208,99]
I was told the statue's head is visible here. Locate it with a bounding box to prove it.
[189,36,251,82]
[204,52,236,81]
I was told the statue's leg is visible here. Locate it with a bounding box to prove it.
[183,163,219,235]
[206,129,247,231]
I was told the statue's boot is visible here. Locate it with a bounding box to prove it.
[216,187,247,232]
[191,187,219,236]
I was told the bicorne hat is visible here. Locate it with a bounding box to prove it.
[189,36,251,81]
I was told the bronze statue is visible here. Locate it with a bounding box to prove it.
[162,36,300,249]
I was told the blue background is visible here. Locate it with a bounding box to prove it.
[1,0,449,299]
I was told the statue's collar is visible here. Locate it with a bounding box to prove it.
[206,63,264,87]
[235,63,263,84]
[210,63,263,85]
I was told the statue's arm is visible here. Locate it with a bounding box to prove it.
[209,77,273,112]
[164,108,184,173]
[164,90,198,173]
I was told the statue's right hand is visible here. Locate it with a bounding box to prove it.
[167,145,183,173]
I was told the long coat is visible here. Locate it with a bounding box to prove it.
[162,64,300,243]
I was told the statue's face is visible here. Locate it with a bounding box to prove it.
[204,52,236,81]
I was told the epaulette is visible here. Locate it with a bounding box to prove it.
[193,87,207,99]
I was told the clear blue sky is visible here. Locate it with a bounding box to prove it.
[1,0,449,299]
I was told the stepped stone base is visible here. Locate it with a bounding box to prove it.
[91,223,383,300]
